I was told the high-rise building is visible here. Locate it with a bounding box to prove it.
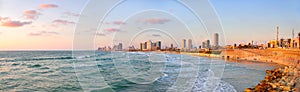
[188,39,192,49]
[147,40,152,50]
[202,42,206,48]
[182,39,186,49]
[118,43,122,51]
[144,42,147,50]
[157,41,161,50]
[202,40,210,49]
[140,43,143,50]
[214,33,219,47]
[206,40,210,48]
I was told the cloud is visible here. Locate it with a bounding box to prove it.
[104,28,121,32]
[63,11,80,17]
[140,18,171,24]
[112,21,125,25]
[1,16,33,27]
[28,31,59,36]
[52,19,75,25]
[152,34,161,37]
[1,21,32,27]
[0,16,32,27]
[23,10,41,19]
[39,4,58,9]
[0,16,10,21]
[96,33,106,36]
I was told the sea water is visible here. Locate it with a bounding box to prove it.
[0,51,281,92]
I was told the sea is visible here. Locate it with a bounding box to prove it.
[0,51,282,92]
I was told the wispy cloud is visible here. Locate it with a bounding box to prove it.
[63,11,80,17]
[23,10,41,19]
[0,16,32,27]
[28,31,59,36]
[112,21,126,25]
[152,34,161,37]
[104,28,121,32]
[138,18,171,24]
[96,33,106,36]
[0,16,10,21]
[39,4,58,9]
[52,19,75,25]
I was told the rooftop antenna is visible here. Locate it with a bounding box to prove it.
[292,28,294,38]
[276,26,279,42]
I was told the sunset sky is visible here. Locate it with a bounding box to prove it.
[0,0,299,50]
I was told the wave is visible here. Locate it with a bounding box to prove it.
[0,56,74,62]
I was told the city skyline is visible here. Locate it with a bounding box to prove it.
[0,0,299,50]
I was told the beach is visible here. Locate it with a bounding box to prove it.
[178,49,300,92]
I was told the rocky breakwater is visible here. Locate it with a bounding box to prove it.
[245,66,300,92]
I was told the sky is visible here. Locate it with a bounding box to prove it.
[0,0,299,50]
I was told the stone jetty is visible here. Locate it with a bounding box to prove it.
[244,66,300,92]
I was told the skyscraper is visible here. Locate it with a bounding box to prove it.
[118,43,122,51]
[202,40,210,49]
[157,41,161,50]
[207,40,210,49]
[206,40,210,49]
[182,39,186,49]
[188,39,192,49]
[147,40,152,50]
[144,42,147,50]
[214,33,219,47]
[276,26,279,47]
[140,43,143,50]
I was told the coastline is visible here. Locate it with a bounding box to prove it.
[140,49,300,91]
[177,49,300,92]
[119,49,300,91]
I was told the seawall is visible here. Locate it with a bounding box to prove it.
[220,49,300,67]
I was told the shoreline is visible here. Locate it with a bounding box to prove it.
[126,50,300,91]
[177,50,300,92]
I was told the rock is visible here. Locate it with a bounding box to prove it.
[266,70,272,75]
[287,81,295,87]
[244,88,253,92]
[248,66,299,92]
[282,86,291,91]
[269,83,277,88]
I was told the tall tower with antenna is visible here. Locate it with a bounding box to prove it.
[292,28,294,38]
[276,26,279,42]
[276,26,279,47]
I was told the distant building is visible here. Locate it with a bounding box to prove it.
[143,42,147,50]
[268,40,277,48]
[111,43,123,51]
[290,33,300,49]
[128,45,135,51]
[140,43,143,50]
[139,40,162,51]
[202,40,210,49]
[157,41,161,50]
[147,40,152,50]
[214,33,219,47]
[118,43,122,51]
[188,39,192,49]
[182,39,186,49]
